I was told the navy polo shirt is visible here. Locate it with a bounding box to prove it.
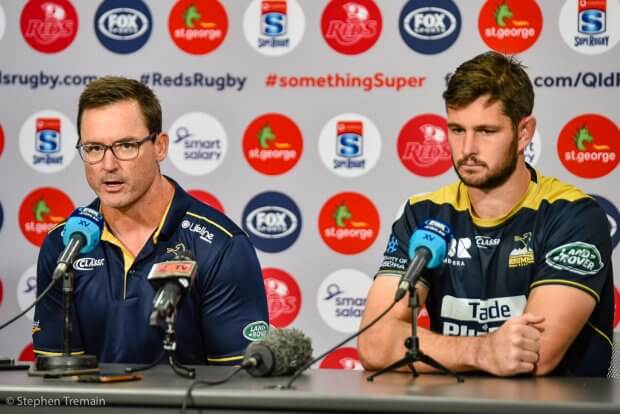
[33,178,269,364]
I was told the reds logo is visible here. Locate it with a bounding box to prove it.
[263,268,301,328]
[21,0,78,53]
[321,0,382,54]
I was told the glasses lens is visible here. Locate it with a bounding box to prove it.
[112,142,140,160]
[81,144,105,163]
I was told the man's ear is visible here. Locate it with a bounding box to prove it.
[154,132,169,162]
[517,115,536,153]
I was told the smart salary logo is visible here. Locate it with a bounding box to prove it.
[21,0,78,53]
[318,192,380,255]
[524,129,542,167]
[317,269,371,333]
[399,0,461,54]
[559,0,619,55]
[168,112,227,176]
[242,191,302,253]
[188,189,225,213]
[397,114,451,177]
[19,110,77,173]
[94,0,153,54]
[263,267,302,328]
[318,113,382,178]
[320,347,363,370]
[557,113,618,178]
[243,113,303,175]
[478,0,543,54]
[244,0,305,56]
[321,0,382,55]
[18,187,74,247]
[169,0,228,55]
[17,264,37,321]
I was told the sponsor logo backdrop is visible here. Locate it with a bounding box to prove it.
[0,1,618,370]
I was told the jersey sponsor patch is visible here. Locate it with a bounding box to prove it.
[545,241,604,276]
[440,294,526,336]
[243,320,269,341]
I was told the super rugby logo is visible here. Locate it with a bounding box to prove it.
[73,257,105,271]
[245,206,298,238]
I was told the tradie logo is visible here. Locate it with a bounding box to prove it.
[243,113,303,175]
[398,114,451,177]
[478,0,542,54]
[263,267,301,328]
[508,232,535,268]
[321,0,382,55]
[20,0,78,53]
[169,0,228,55]
[558,114,618,178]
[319,192,380,255]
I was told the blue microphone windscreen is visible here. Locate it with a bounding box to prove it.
[62,207,104,253]
[408,219,452,269]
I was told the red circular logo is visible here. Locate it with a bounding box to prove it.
[557,114,619,178]
[263,267,302,328]
[19,187,74,247]
[320,347,363,370]
[18,343,35,362]
[319,192,380,255]
[0,123,4,158]
[20,0,78,53]
[418,305,430,329]
[614,286,620,329]
[478,0,542,54]
[397,114,452,177]
[0,277,3,307]
[169,0,228,55]
[321,0,382,55]
[188,189,225,213]
[243,113,303,175]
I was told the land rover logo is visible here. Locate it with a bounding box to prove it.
[545,242,604,276]
[243,321,268,341]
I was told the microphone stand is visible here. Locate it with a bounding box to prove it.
[126,309,195,379]
[367,282,463,382]
[31,269,99,376]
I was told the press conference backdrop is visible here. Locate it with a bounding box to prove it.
[0,0,618,369]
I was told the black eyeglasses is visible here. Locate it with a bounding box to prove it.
[76,133,157,164]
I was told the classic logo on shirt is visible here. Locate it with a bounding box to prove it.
[243,320,269,341]
[545,241,604,276]
[475,235,500,249]
[508,232,535,268]
[73,257,105,271]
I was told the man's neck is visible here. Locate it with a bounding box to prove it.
[102,175,175,245]
[467,162,532,220]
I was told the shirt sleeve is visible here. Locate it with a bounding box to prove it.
[532,198,613,303]
[377,201,416,277]
[32,225,85,355]
[199,234,269,365]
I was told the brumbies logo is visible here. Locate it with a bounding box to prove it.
[508,232,535,268]
[545,242,604,276]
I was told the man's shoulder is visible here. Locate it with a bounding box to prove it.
[181,196,245,241]
[531,173,591,207]
[406,180,466,212]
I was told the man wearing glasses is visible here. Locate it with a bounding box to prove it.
[33,77,269,365]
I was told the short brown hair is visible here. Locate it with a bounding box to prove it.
[77,76,161,139]
[442,51,534,129]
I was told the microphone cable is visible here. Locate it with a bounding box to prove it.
[0,277,57,331]
[180,366,243,414]
[281,298,398,390]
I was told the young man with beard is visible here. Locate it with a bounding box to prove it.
[358,52,613,377]
[33,77,269,364]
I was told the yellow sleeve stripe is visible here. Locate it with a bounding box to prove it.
[207,355,244,363]
[587,321,613,348]
[33,349,85,356]
[529,279,600,303]
[186,212,233,238]
[375,270,405,277]
[47,222,66,234]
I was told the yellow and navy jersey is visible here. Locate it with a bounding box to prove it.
[378,166,613,377]
[33,177,269,365]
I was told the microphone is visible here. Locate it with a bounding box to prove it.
[147,250,197,326]
[52,207,104,280]
[394,219,452,301]
[242,328,313,377]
